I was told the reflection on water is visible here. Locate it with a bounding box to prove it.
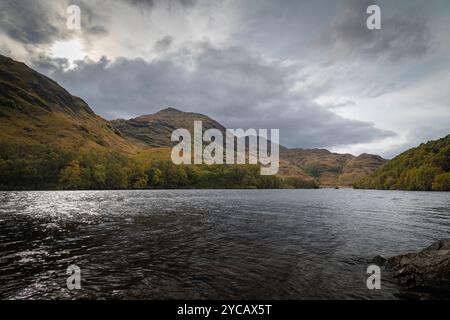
[0,189,449,299]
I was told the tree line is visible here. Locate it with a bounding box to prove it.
[0,142,318,190]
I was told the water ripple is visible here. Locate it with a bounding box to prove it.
[0,189,449,299]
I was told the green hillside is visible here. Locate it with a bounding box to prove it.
[354,135,450,191]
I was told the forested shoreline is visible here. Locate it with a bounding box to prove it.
[0,142,318,190]
[354,135,450,191]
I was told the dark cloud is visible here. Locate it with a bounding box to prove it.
[75,2,109,37]
[122,0,196,10]
[154,36,174,52]
[32,55,71,74]
[320,100,356,110]
[0,0,67,45]
[123,0,155,8]
[34,43,394,149]
[0,0,108,47]
[316,0,433,62]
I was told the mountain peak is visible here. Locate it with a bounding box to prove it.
[111,107,226,148]
[156,107,183,115]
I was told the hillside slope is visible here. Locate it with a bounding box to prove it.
[111,107,226,147]
[355,135,450,191]
[338,153,387,186]
[0,55,138,154]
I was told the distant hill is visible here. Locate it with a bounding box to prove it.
[111,108,386,187]
[338,153,387,186]
[0,55,138,154]
[355,135,450,191]
[281,149,386,187]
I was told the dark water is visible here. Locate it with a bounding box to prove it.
[0,189,449,300]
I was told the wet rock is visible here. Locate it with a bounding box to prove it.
[386,239,450,294]
[371,255,388,266]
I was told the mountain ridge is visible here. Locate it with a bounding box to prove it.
[111,108,387,186]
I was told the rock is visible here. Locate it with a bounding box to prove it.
[371,255,388,266]
[422,239,450,252]
[386,239,450,294]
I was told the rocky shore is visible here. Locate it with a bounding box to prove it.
[375,239,450,298]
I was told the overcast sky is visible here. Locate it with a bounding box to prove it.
[1,0,449,157]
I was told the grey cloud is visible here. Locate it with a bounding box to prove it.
[0,0,67,45]
[34,43,394,149]
[0,0,108,47]
[123,0,155,8]
[154,36,174,52]
[0,43,12,56]
[384,126,450,159]
[122,0,196,9]
[320,100,356,110]
[317,0,433,62]
[75,2,109,37]
[32,55,71,74]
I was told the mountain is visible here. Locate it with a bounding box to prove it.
[281,149,386,187]
[0,55,137,154]
[338,153,387,186]
[355,135,450,191]
[111,107,225,147]
[112,109,385,186]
